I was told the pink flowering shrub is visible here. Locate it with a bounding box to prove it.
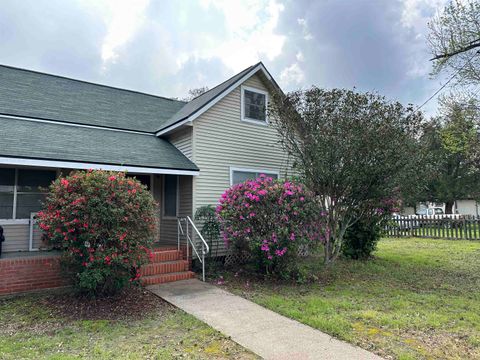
[37,170,157,296]
[216,175,320,275]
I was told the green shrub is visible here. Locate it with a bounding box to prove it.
[342,218,381,260]
[342,199,398,259]
[194,205,220,258]
[37,170,157,296]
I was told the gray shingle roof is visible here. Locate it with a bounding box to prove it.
[0,117,198,171]
[0,63,272,135]
[0,65,186,132]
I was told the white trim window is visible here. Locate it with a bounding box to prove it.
[163,174,179,218]
[241,85,268,125]
[0,167,56,220]
[230,167,279,186]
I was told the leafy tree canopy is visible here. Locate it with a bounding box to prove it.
[270,88,425,263]
[421,94,480,212]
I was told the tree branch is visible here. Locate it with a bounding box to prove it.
[430,39,480,61]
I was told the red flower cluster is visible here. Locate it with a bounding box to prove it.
[37,170,158,295]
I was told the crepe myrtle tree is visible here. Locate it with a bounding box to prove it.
[269,88,425,264]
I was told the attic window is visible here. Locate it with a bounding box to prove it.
[241,86,268,124]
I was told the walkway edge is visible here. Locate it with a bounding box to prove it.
[148,279,383,360]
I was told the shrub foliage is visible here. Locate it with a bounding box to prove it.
[37,170,157,296]
[342,198,399,259]
[216,175,320,275]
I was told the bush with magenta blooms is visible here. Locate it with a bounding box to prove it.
[216,175,320,276]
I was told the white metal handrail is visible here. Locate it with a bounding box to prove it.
[177,216,210,282]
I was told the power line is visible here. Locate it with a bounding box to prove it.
[416,50,480,111]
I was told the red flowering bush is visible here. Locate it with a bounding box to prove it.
[216,175,321,276]
[37,170,157,296]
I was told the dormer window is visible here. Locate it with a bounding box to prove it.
[241,85,268,125]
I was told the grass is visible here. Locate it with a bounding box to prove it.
[220,238,480,360]
[0,290,257,360]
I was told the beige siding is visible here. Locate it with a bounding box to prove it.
[190,73,293,255]
[1,222,43,252]
[167,127,193,160]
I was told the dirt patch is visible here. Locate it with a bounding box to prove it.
[0,286,171,336]
[40,286,171,321]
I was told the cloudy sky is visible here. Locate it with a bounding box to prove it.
[0,0,448,115]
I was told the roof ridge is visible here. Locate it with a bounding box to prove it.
[155,62,265,134]
[185,63,257,103]
[0,64,187,104]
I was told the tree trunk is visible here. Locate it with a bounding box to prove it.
[445,201,454,214]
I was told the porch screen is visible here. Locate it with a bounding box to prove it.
[0,167,56,219]
[163,175,178,217]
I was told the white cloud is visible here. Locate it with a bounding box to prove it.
[400,0,446,30]
[198,0,286,71]
[296,51,304,62]
[280,62,305,87]
[399,0,448,78]
[297,18,313,41]
[83,0,150,68]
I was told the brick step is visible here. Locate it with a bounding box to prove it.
[151,250,182,263]
[141,271,196,286]
[140,260,189,276]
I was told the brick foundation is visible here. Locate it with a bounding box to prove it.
[0,255,68,296]
[0,246,195,296]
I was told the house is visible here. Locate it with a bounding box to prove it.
[0,62,292,293]
[453,200,479,216]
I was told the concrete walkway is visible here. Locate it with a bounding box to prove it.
[148,279,382,360]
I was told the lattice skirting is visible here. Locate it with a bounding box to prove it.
[224,244,311,267]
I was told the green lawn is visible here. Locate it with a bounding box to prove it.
[0,289,256,360]
[220,238,480,360]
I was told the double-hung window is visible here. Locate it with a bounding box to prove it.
[241,86,268,124]
[0,168,56,220]
[230,168,279,185]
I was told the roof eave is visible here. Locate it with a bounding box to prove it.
[0,156,199,176]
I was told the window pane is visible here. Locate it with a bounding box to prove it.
[244,90,266,121]
[0,193,13,219]
[16,193,46,219]
[0,168,15,192]
[260,172,278,180]
[232,171,256,185]
[17,169,56,192]
[164,175,177,217]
